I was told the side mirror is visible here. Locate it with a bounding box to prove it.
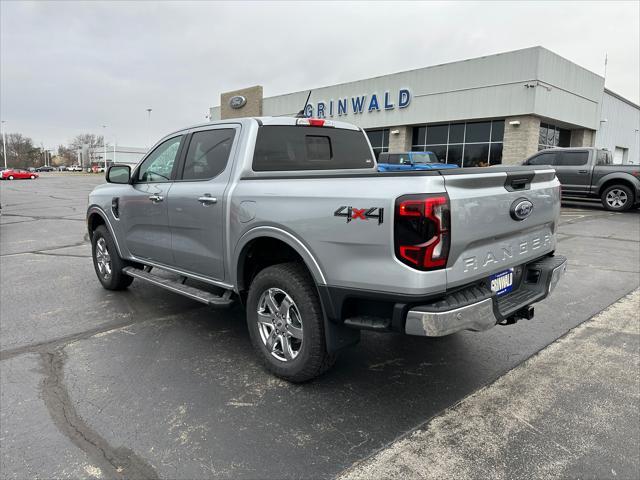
[106,165,131,184]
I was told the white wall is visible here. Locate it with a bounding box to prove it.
[596,90,640,164]
[90,146,147,166]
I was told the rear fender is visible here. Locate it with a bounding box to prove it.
[233,226,359,353]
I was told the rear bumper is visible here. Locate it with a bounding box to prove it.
[405,255,567,337]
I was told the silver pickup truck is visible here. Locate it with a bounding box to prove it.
[87,117,566,381]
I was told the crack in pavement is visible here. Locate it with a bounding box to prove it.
[1,237,90,257]
[40,348,159,480]
[1,213,85,222]
[0,317,146,361]
[31,251,91,259]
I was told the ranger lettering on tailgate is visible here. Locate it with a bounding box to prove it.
[463,234,553,272]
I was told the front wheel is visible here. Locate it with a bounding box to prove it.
[601,184,634,212]
[30,175,36,179]
[91,225,134,290]
[246,262,336,382]
[8,175,13,180]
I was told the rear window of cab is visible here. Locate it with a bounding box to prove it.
[252,126,374,171]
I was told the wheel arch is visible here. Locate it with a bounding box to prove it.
[234,227,327,298]
[597,175,637,198]
[234,227,359,354]
[86,206,125,257]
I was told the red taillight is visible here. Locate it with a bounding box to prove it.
[394,194,450,271]
[296,118,334,127]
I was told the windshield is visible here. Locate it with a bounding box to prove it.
[384,152,439,164]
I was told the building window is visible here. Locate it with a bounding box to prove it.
[411,119,505,167]
[366,129,389,160]
[538,123,570,151]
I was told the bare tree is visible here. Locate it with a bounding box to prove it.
[68,133,109,166]
[0,133,42,169]
[56,144,76,166]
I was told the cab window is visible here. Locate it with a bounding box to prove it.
[597,150,612,165]
[557,151,588,166]
[527,152,557,165]
[136,136,183,183]
[181,129,235,180]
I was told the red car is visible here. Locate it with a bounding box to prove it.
[1,169,39,180]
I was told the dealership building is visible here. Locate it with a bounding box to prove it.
[209,46,639,166]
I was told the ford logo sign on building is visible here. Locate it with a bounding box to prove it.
[510,198,534,221]
[229,95,247,109]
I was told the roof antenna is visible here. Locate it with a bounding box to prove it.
[295,90,312,118]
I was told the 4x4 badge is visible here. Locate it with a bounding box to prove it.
[334,206,384,224]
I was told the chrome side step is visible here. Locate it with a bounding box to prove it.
[122,266,234,307]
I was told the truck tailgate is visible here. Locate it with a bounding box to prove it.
[441,167,560,289]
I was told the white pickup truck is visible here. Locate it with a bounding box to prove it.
[87,117,566,381]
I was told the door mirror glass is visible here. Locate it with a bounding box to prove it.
[106,165,131,184]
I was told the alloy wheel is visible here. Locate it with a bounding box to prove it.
[257,288,303,362]
[606,189,628,209]
[95,237,112,280]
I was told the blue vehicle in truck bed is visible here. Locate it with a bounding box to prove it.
[377,152,458,172]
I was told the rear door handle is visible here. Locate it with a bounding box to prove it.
[148,194,164,203]
[577,170,588,174]
[198,195,217,205]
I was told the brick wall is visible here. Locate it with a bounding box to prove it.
[388,126,412,152]
[570,129,596,147]
[502,115,541,165]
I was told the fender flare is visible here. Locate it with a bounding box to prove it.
[596,172,640,195]
[232,226,359,354]
[86,205,125,258]
[232,225,327,289]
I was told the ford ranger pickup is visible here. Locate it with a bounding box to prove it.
[87,117,567,382]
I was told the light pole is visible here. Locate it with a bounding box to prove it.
[101,125,108,168]
[1,120,7,169]
[146,108,152,147]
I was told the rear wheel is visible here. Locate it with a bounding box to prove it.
[601,184,634,212]
[8,175,13,180]
[246,262,335,382]
[91,225,134,290]
[30,175,36,179]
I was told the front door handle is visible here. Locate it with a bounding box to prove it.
[148,194,164,203]
[198,195,217,206]
[577,170,588,174]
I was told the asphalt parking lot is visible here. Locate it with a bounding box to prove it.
[1,174,639,479]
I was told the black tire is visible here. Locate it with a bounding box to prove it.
[8,175,13,180]
[601,184,634,212]
[91,225,134,290]
[30,175,36,179]
[246,262,336,382]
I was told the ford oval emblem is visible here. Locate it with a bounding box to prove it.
[510,198,534,221]
[229,95,247,109]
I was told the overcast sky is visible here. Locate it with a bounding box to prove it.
[1,1,638,149]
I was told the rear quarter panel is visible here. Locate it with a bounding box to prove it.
[229,174,451,296]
